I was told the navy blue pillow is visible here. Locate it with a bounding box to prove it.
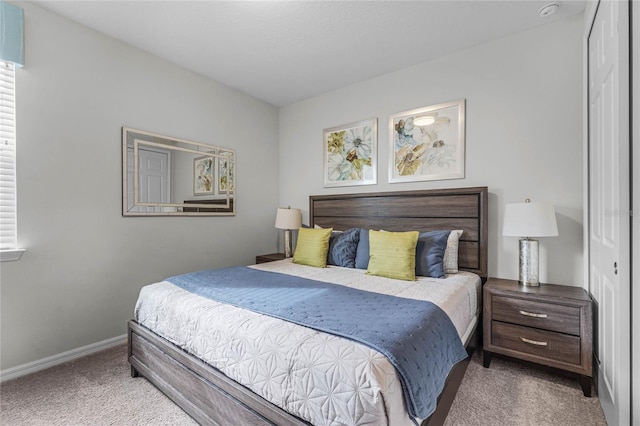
[415,230,451,278]
[327,228,360,268]
[355,228,370,269]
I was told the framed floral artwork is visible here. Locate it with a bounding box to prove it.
[193,155,214,195]
[323,118,377,187]
[217,150,235,194]
[389,99,465,183]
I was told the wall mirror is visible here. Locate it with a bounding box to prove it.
[122,127,235,216]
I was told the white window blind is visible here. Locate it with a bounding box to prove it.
[0,60,17,250]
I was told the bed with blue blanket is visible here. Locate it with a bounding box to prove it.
[128,187,488,426]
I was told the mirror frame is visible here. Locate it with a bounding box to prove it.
[122,127,235,216]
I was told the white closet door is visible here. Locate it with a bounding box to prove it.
[587,1,630,424]
[633,3,640,424]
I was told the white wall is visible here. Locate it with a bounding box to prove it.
[279,15,584,285]
[0,3,280,370]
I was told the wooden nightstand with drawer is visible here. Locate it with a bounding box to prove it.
[255,253,286,264]
[483,278,593,396]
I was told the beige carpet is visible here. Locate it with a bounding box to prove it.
[444,353,607,426]
[0,344,607,425]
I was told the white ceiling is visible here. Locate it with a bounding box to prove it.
[34,1,586,107]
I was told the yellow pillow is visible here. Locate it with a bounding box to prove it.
[293,227,333,267]
[366,230,419,281]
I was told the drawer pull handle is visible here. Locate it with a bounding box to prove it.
[520,337,548,346]
[519,310,547,319]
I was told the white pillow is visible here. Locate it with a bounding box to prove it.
[443,230,463,274]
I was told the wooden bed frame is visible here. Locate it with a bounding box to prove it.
[128,186,489,426]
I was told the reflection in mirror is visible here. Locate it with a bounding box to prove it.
[122,128,235,216]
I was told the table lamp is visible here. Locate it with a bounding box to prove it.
[503,199,558,286]
[275,207,302,258]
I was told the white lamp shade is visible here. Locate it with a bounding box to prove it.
[503,202,558,237]
[275,207,302,230]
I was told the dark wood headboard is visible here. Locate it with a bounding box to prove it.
[309,186,488,282]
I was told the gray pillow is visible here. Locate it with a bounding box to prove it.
[355,228,370,269]
[415,230,451,278]
[327,228,360,268]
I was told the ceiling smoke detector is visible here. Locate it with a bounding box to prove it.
[538,2,560,17]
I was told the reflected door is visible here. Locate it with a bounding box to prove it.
[127,147,171,213]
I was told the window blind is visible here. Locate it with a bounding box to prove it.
[0,60,17,250]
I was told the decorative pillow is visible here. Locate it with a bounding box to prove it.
[366,230,419,281]
[355,228,370,269]
[327,228,360,268]
[444,230,464,274]
[326,230,343,249]
[415,230,451,278]
[293,227,333,267]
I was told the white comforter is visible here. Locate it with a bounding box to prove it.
[134,260,481,426]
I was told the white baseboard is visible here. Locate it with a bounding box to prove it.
[0,334,127,383]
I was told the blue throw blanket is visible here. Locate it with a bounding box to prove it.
[166,266,467,420]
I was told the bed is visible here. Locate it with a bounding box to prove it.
[128,186,488,425]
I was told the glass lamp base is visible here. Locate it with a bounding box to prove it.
[283,230,293,258]
[519,238,539,286]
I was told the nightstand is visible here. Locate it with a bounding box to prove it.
[483,278,593,397]
[255,253,286,264]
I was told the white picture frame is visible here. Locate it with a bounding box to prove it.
[389,99,465,183]
[323,118,377,187]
